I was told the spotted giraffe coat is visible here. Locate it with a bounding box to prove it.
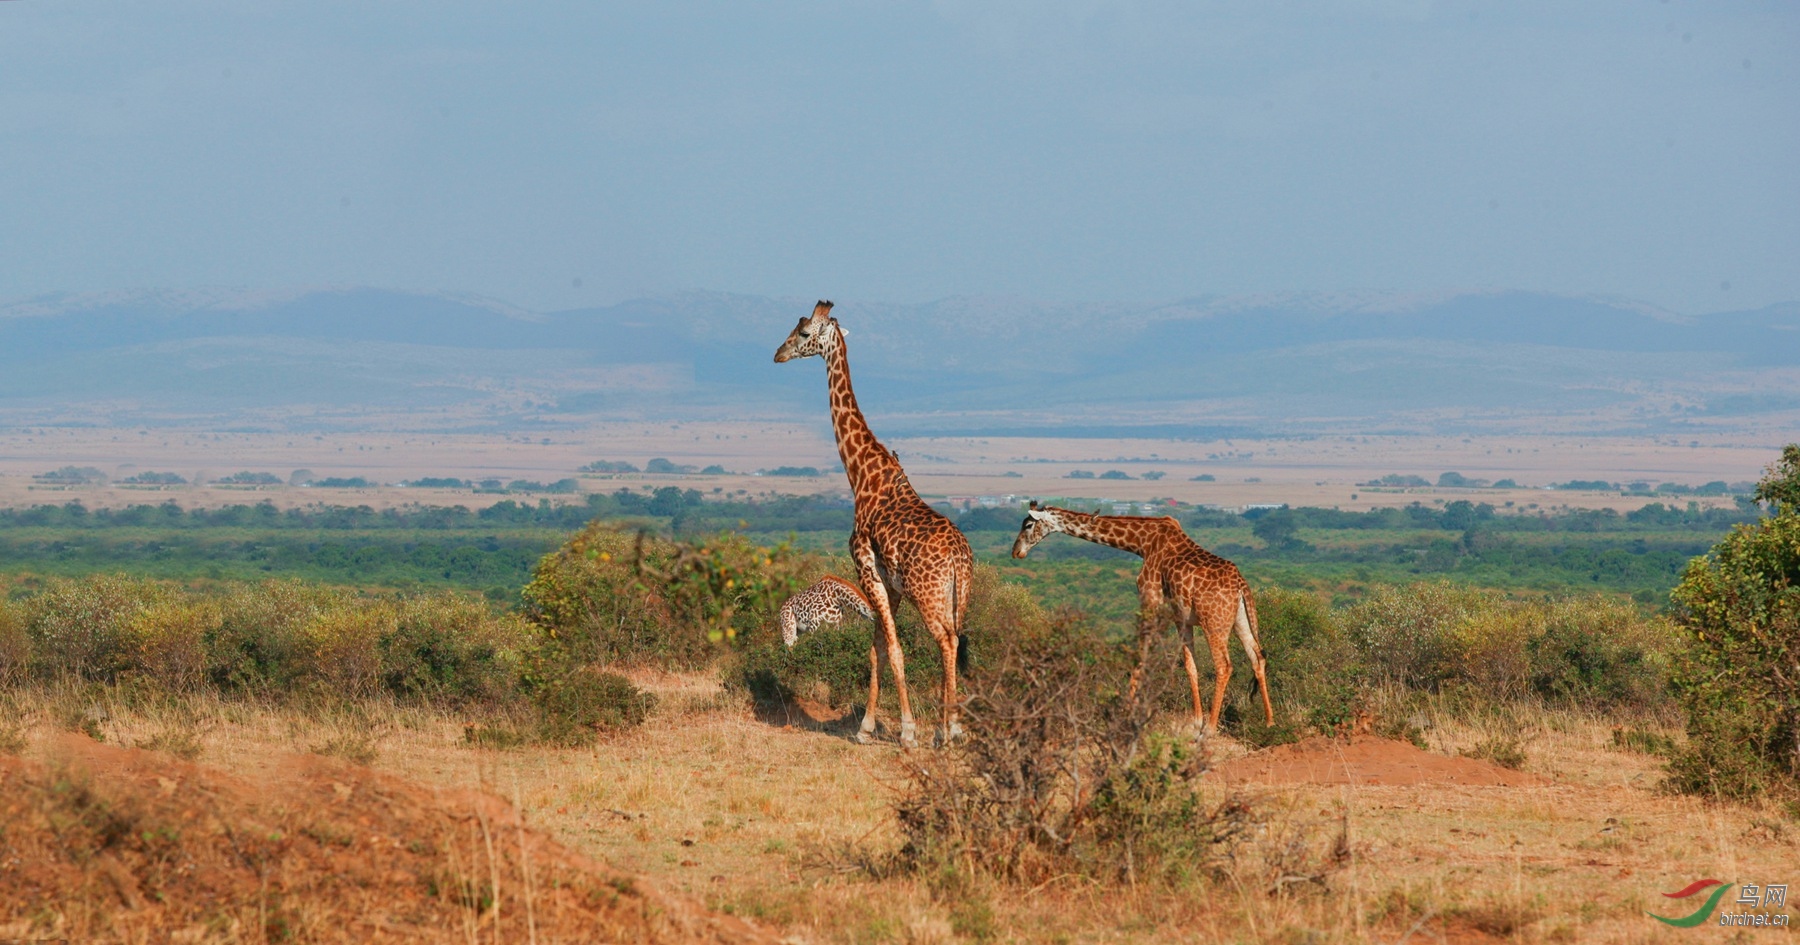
[779,575,874,647]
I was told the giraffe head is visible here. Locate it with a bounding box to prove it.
[1011,501,1065,558]
[773,300,845,363]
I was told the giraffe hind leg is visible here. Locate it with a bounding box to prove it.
[1206,625,1232,732]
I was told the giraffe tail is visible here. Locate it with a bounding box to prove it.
[948,570,970,675]
[1234,592,1267,695]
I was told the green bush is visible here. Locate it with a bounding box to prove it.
[1332,582,1674,713]
[0,567,653,747]
[25,575,167,681]
[211,580,346,692]
[533,667,657,746]
[1234,588,1357,726]
[0,600,26,686]
[1667,445,1800,799]
[7,575,535,709]
[382,596,528,704]
[520,522,700,667]
[1087,734,1228,883]
[1341,582,1492,689]
[124,599,220,692]
[642,531,815,647]
[299,602,396,699]
[1528,597,1674,709]
[735,619,872,710]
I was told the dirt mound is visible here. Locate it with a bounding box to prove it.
[0,735,780,944]
[1209,735,1548,787]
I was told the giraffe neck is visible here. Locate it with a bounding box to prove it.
[822,334,908,499]
[1053,510,1158,558]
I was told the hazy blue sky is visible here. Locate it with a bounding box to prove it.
[2,1,1794,314]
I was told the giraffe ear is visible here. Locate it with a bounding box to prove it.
[837,325,850,341]
[1027,508,1047,521]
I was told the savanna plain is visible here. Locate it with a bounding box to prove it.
[1,429,1796,944]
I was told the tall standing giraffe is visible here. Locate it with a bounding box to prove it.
[774,301,974,748]
[1011,502,1274,731]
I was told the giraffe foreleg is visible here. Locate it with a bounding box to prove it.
[1180,621,1204,725]
[1126,593,1162,707]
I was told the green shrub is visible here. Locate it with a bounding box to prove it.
[124,599,220,691]
[641,531,814,647]
[533,667,656,746]
[1528,598,1675,709]
[1341,582,1493,690]
[299,602,396,698]
[1667,445,1800,799]
[520,522,700,667]
[1334,582,1674,714]
[25,575,167,681]
[211,580,346,692]
[1232,588,1358,730]
[0,600,26,686]
[1086,734,1233,884]
[382,596,527,704]
[734,619,872,710]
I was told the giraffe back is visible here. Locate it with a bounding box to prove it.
[1153,530,1253,632]
[779,575,875,646]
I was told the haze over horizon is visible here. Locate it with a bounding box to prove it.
[3,2,1795,316]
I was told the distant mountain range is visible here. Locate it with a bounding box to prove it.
[2,287,1796,436]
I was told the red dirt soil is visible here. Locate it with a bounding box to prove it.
[0,735,780,944]
[1209,735,1549,787]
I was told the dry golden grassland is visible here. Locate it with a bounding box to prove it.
[8,672,1795,944]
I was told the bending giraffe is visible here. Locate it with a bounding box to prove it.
[779,575,874,647]
[1011,502,1273,730]
[774,301,974,748]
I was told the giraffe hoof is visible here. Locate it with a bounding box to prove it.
[898,723,918,749]
[854,729,874,745]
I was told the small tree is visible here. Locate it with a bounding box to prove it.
[1249,509,1304,550]
[1668,445,1800,798]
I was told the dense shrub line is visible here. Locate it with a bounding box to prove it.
[0,573,654,746]
[955,498,1759,536]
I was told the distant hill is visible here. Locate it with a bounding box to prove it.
[2,287,1795,435]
